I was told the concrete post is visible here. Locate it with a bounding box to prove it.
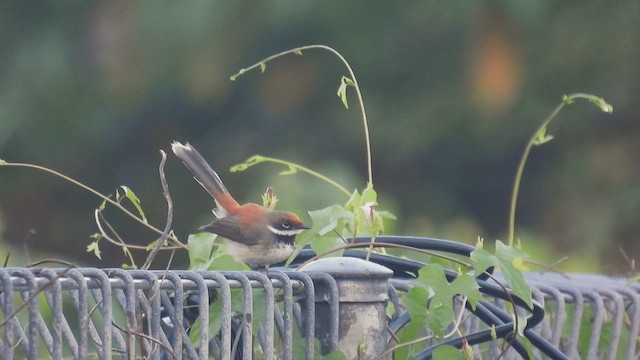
[300,257,393,360]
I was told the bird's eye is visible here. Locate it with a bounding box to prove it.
[281,221,292,229]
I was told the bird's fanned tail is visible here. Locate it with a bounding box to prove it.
[171,141,240,212]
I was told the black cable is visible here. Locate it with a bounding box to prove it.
[288,236,569,359]
[289,235,493,280]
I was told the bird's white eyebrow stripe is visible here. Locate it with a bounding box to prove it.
[267,225,304,236]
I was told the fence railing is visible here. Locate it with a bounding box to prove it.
[1,239,639,359]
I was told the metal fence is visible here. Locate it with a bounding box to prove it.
[1,239,639,359]
[0,268,342,360]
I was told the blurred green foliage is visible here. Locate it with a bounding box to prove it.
[0,1,638,271]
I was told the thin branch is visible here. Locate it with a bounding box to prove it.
[365,234,379,261]
[111,320,177,360]
[507,101,566,246]
[232,155,352,197]
[443,297,468,339]
[142,151,174,270]
[0,161,186,249]
[507,93,612,246]
[524,257,570,278]
[28,259,78,268]
[232,44,373,185]
[95,210,137,267]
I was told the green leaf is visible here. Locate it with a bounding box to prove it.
[597,101,613,113]
[311,235,345,259]
[424,305,455,338]
[310,205,353,237]
[345,189,362,210]
[188,233,217,270]
[98,197,108,211]
[189,289,224,347]
[470,240,533,309]
[449,275,482,310]
[120,186,147,223]
[398,287,430,356]
[336,76,354,109]
[415,264,482,311]
[146,238,160,251]
[210,253,250,271]
[86,241,101,259]
[403,287,431,317]
[361,184,377,203]
[278,164,299,175]
[532,127,554,146]
[229,68,246,81]
[288,205,351,264]
[432,345,467,360]
[563,94,613,113]
[259,62,266,73]
[407,264,483,337]
[375,210,397,220]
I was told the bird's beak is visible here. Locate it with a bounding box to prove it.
[297,223,311,230]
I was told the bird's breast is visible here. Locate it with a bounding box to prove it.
[222,238,295,266]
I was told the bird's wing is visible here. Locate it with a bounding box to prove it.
[199,217,258,246]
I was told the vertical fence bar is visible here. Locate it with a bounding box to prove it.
[287,272,316,359]
[65,269,89,360]
[12,269,40,359]
[267,270,293,360]
[246,272,275,360]
[38,269,64,360]
[176,271,210,359]
[199,272,232,360]
[0,270,15,360]
[108,269,138,359]
[82,268,113,360]
[221,272,253,359]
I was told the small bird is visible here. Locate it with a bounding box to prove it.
[172,141,310,265]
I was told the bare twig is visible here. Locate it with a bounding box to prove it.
[1,162,186,248]
[95,210,137,267]
[142,150,174,270]
[231,44,374,185]
[86,301,105,349]
[524,257,570,278]
[28,259,78,268]
[111,320,177,360]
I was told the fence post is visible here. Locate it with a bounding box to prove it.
[300,257,393,359]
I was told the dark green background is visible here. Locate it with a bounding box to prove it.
[1,2,638,272]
